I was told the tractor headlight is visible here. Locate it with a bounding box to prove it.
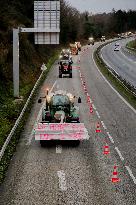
[46,96,51,102]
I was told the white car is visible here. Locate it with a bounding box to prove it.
[114,43,120,51]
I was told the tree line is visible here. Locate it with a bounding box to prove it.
[0,0,136,100]
[60,1,136,41]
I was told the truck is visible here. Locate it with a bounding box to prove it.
[101,36,106,42]
[70,43,78,55]
[75,42,82,51]
[35,90,89,146]
[88,37,95,45]
[58,59,72,78]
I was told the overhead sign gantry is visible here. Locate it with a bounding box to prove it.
[13,0,60,97]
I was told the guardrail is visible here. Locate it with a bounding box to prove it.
[125,45,136,55]
[96,42,136,98]
[0,70,45,161]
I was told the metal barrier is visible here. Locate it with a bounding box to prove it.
[0,70,45,161]
[98,44,136,98]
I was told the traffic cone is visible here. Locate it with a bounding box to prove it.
[90,104,93,113]
[84,85,86,90]
[111,166,120,183]
[84,87,87,94]
[103,144,110,155]
[87,96,90,103]
[95,122,101,133]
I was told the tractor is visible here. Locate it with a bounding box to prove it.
[59,60,72,78]
[36,91,89,147]
[42,91,79,123]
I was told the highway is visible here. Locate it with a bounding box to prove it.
[101,38,136,88]
[0,42,136,205]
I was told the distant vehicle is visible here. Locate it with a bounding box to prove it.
[88,37,94,45]
[70,43,78,55]
[117,34,121,38]
[101,36,106,42]
[114,42,120,51]
[59,49,73,64]
[120,33,127,39]
[75,42,82,51]
[58,60,72,78]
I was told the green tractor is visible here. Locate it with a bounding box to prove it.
[37,91,85,147]
[42,91,80,123]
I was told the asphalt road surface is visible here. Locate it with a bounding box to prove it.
[101,38,136,88]
[0,42,136,205]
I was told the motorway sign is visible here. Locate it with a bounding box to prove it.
[34,1,60,44]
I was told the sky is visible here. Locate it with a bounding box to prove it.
[66,0,136,14]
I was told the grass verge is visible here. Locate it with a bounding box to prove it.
[0,50,60,184]
[126,40,136,54]
[94,44,136,109]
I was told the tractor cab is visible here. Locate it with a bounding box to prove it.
[59,60,72,78]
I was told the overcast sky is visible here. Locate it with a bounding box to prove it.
[66,0,136,14]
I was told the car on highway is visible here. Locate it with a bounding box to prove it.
[101,36,106,42]
[114,42,120,51]
[88,37,95,45]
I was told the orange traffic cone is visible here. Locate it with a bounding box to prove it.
[87,96,90,103]
[95,122,101,133]
[90,105,93,113]
[103,144,110,155]
[111,166,120,183]
[84,88,87,93]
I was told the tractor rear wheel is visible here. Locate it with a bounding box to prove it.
[69,73,72,78]
[59,71,62,78]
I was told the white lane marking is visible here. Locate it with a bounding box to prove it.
[101,47,119,76]
[115,147,124,161]
[125,166,136,185]
[101,121,107,130]
[56,145,62,154]
[107,132,114,144]
[49,80,57,94]
[57,170,67,191]
[26,80,57,145]
[96,111,100,119]
[120,48,136,64]
[92,104,96,110]
[26,103,45,145]
[56,84,59,89]
[92,53,136,114]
